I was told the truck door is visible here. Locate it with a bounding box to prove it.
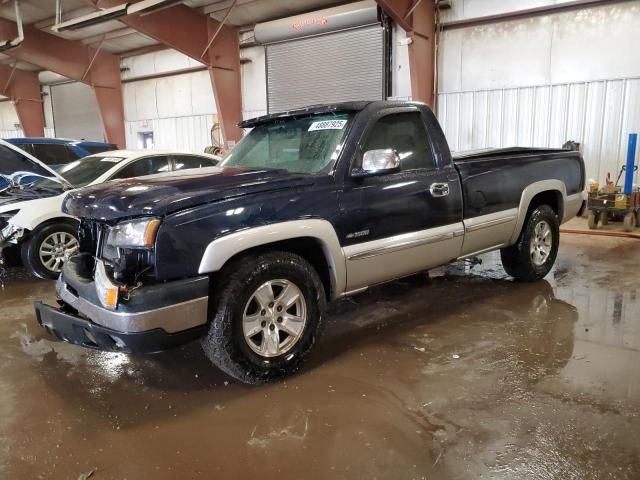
[338,109,464,291]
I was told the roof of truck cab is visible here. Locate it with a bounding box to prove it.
[238,100,430,128]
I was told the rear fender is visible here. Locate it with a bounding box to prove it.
[509,180,567,244]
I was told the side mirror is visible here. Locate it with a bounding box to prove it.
[351,149,401,178]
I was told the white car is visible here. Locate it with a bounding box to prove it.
[0,140,219,279]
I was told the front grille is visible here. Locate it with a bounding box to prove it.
[78,219,102,257]
[78,219,155,284]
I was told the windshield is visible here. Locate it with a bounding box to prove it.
[32,155,125,190]
[220,113,352,174]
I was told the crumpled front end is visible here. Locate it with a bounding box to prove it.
[35,254,210,353]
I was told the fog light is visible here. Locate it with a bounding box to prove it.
[95,260,119,310]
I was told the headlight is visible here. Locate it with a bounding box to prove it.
[95,260,119,310]
[106,218,160,249]
[0,209,19,223]
[0,210,20,240]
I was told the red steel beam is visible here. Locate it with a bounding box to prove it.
[0,19,126,147]
[0,66,44,137]
[377,0,436,107]
[95,0,243,145]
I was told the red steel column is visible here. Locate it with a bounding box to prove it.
[377,0,437,107]
[408,1,436,107]
[95,1,243,145]
[0,66,45,137]
[0,19,126,147]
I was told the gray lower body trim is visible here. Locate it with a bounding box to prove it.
[460,208,518,256]
[346,230,463,261]
[56,276,209,334]
[343,223,465,291]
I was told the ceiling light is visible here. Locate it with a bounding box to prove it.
[52,4,128,32]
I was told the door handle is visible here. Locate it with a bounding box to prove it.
[430,182,450,197]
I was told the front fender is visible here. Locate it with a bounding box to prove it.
[198,219,346,298]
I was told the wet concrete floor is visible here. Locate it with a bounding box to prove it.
[1,233,639,479]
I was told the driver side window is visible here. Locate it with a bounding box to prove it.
[111,156,170,179]
[361,112,436,171]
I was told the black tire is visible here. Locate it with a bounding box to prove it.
[587,211,597,229]
[21,222,78,280]
[500,205,560,282]
[623,212,636,232]
[201,251,327,384]
[599,211,609,226]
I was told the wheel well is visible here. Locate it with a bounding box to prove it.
[527,190,562,219]
[30,217,79,232]
[213,237,333,300]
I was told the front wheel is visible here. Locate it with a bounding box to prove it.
[201,251,327,384]
[21,223,79,279]
[500,205,560,282]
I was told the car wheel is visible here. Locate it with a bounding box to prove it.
[21,223,79,280]
[587,211,597,229]
[500,205,560,282]
[201,251,327,384]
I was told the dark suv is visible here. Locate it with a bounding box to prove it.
[6,138,117,169]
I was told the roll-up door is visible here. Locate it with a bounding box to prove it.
[50,82,104,141]
[266,25,384,113]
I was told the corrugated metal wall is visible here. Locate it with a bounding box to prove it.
[122,69,217,151]
[125,115,216,153]
[437,77,640,184]
[437,1,640,186]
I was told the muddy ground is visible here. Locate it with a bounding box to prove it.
[1,233,639,479]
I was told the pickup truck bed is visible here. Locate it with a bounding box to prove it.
[454,147,584,217]
[36,100,585,384]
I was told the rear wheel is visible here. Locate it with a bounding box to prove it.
[623,212,636,232]
[500,205,560,282]
[21,223,78,280]
[201,251,326,384]
[599,211,609,226]
[587,211,598,229]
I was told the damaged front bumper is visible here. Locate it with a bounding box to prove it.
[0,222,24,248]
[35,255,210,353]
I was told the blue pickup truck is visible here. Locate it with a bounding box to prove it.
[35,101,585,384]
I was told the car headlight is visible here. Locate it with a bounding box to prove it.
[0,209,19,223]
[95,260,119,310]
[0,209,20,240]
[106,218,160,249]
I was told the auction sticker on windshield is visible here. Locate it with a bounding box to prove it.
[308,120,348,131]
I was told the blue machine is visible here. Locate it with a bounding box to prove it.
[624,133,638,195]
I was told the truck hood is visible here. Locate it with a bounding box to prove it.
[62,166,317,221]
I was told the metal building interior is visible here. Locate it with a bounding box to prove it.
[0,0,639,478]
